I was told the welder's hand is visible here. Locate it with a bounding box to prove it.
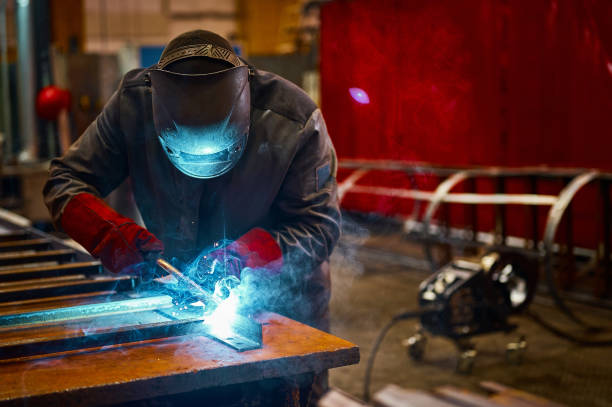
[202,228,283,279]
[61,193,164,274]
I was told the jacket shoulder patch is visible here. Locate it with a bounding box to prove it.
[316,163,331,191]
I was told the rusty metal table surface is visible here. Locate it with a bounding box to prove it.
[0,302,359,406]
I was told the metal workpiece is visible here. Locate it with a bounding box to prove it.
[0,314,208,360]
[202,313,262,351]
[0,295,175,328]
[153,258,262,350]
[0,295,262,358]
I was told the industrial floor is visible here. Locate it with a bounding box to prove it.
[327,223,612,407]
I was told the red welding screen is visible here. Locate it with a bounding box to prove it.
[320,0,612,248]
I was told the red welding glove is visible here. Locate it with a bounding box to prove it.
[206,228,283,279]
[60,193,164,274]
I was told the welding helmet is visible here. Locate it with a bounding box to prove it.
[150,32,250,179]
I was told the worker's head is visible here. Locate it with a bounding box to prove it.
[150,30,250,179]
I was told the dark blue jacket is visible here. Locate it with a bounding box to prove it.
[43,67,340,329]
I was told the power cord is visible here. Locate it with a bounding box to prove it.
[363,305,442,402]
[526,310,612,346]
[362,306,612,403]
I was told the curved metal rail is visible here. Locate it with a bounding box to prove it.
[421,170,472,270]
[542,171,600,326]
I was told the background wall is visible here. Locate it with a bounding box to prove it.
[320,0,612,248]
[321,0,612,167]
[83,0,236,54]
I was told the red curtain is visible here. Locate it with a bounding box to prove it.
[320,0,612,247]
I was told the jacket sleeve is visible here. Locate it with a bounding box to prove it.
[43,89,129,229]
[269,108,341,272]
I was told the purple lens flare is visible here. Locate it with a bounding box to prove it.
[349,87,370,104]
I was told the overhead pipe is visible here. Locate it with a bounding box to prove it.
[0,0,12,162]
[15,0,36,161]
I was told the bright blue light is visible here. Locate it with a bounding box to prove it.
[349,87,370,104]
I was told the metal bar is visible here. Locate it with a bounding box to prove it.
[0,274,87,288]
[0,316,206,360]
[0,238,51,252]
[530,176,540,250]
[468,178,478,243]
[0,305,262,358]
[0,275,136,302]
[0,261,101,282]
[0,249,74,267]
[495,177,506,245]
[0,290,117,309]
[441,180,451,239]
[0,261,59,272]
[0,295,174,328]
[338,169,369,202]
[16,0,37,160]
[339,159,597,178]
[346,185,557,205]
[0,231,30,243]
[407,232,542,259]
[601,180,611,298]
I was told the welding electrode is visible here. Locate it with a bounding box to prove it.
[156,258,221,307]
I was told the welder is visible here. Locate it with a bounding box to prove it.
[43,30,340,336]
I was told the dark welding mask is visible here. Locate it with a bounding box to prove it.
[150,43,250,179]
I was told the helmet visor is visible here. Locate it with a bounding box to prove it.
[150,65,250,179]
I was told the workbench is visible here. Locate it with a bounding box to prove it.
[0,211,359,406]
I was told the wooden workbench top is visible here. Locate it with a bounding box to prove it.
[0,312,359,406]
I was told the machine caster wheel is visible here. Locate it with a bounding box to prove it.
[506,335,527,365]
[455,339,476,374]
[402,331,427,361]
[456,348,477,374]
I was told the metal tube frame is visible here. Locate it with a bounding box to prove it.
[338,160,611,325]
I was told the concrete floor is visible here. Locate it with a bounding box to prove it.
[327,226,612,407]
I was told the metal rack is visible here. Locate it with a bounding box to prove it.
[0,209,261,359]
[339,159,612,325]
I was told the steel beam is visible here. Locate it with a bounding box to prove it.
[0,274,135,302]
[0,238,51,252]
[0,295,175,328]
[0,249,74,266]
[0,261,101,282]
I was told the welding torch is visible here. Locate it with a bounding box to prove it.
[156,258,221,308]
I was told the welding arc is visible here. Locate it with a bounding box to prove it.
[156,258,220,306]
[363,305,443,402]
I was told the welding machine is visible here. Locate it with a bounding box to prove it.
[364,251,539,399]
[405,251,538,371]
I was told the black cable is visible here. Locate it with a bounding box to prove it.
[363,306,442,402]
[526,310,612,347]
